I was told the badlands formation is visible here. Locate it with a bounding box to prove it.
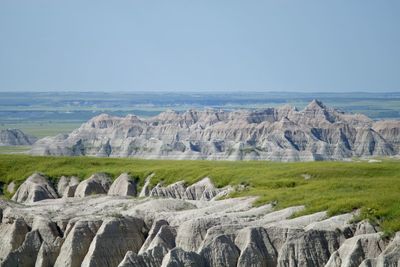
[0,129,37,146]
[30,100,400,161]
[1,172,399,267]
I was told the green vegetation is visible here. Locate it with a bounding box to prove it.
[0,122,81,138]
[0,146,31,154]
[0,154,399,235]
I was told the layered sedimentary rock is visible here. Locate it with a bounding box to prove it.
[0,128,37,146]
[108,173,137,197]
[11,173,58,203]
[81,217,146,267]
[1,193,399,267]
[57,176,79,197]
[149,177,227,201]
[30,100,400,161]
[74,173,112,197]
[2,172,400,266]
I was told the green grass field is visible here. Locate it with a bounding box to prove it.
[0,146,31,154]
[0,154,399,235]
[0,122,81,138]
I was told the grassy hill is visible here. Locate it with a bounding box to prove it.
[0,154,399,235]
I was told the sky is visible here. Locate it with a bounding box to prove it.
[0,0,399,92]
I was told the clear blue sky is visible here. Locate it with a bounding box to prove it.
[0,0,399,92]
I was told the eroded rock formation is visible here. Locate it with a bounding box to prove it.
[1,172,399,266]
[0,129,37,146]
[108,173,137,197]
[30,100,400,161]
[11,173,58,203]
[74,173,112,198]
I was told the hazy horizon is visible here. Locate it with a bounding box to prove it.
[1,1,399,92]
[1,90,400,94]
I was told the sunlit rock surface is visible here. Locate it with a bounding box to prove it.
[31,100,400,161]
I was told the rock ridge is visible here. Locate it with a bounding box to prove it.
[1,193,399,267]
[0,128,37,146]
[30,100,400,161]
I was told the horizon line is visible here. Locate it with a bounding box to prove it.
[1,90,400,94]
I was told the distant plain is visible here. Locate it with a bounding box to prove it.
[1,91,400,139]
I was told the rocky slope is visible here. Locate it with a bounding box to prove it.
[29,100,400,161]
[0,129,37,146]
[0,173,399,266]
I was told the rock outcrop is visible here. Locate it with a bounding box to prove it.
[146,177,226,201]
[1,230,42,266]
[184,177,219,200]
[326,232,387,267]
[1,193,400,267]
[139,219,170,253]
[108,173,137,197]
[0,128,37,146]
[0,218,30,261]
[54,219,103,267]
[2,172,400,267]
[161,248,204,267]
[57,176,79,197]
[74,173,112,197]
[118,246,166,267]
[235,227,278,267]
[81,217,146,267]
[30,100,400,161]
[139,174,153,198]
[11,173,58,203]
[200,234,240,267]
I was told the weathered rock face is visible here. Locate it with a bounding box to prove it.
[31,216,64,267]
[108,173,137,197]
[118,246,166,267]
[119,222,177,267]
[235,227,278,267]
[276,228,343,267]
[199,234,240,267]
[1,230,42,267]
[1,187,400,267]
[74,173,112,197]
[0,128,37,146]
[381,233,400,265]
[161,248,204,267]
[139,219,170,254]
[0,217,30,261]
[54,219,103,267]
[11,173,58,203]
[176,217,225,252]
[57,176,79,197]
[139,174,154,198]
[150,181,186,199]
[326,233,387,267]
[81,217,146,267]
[30,100,400,161]
[8,172,225,208]
[146,177,226,201]
[184,177,220,200]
